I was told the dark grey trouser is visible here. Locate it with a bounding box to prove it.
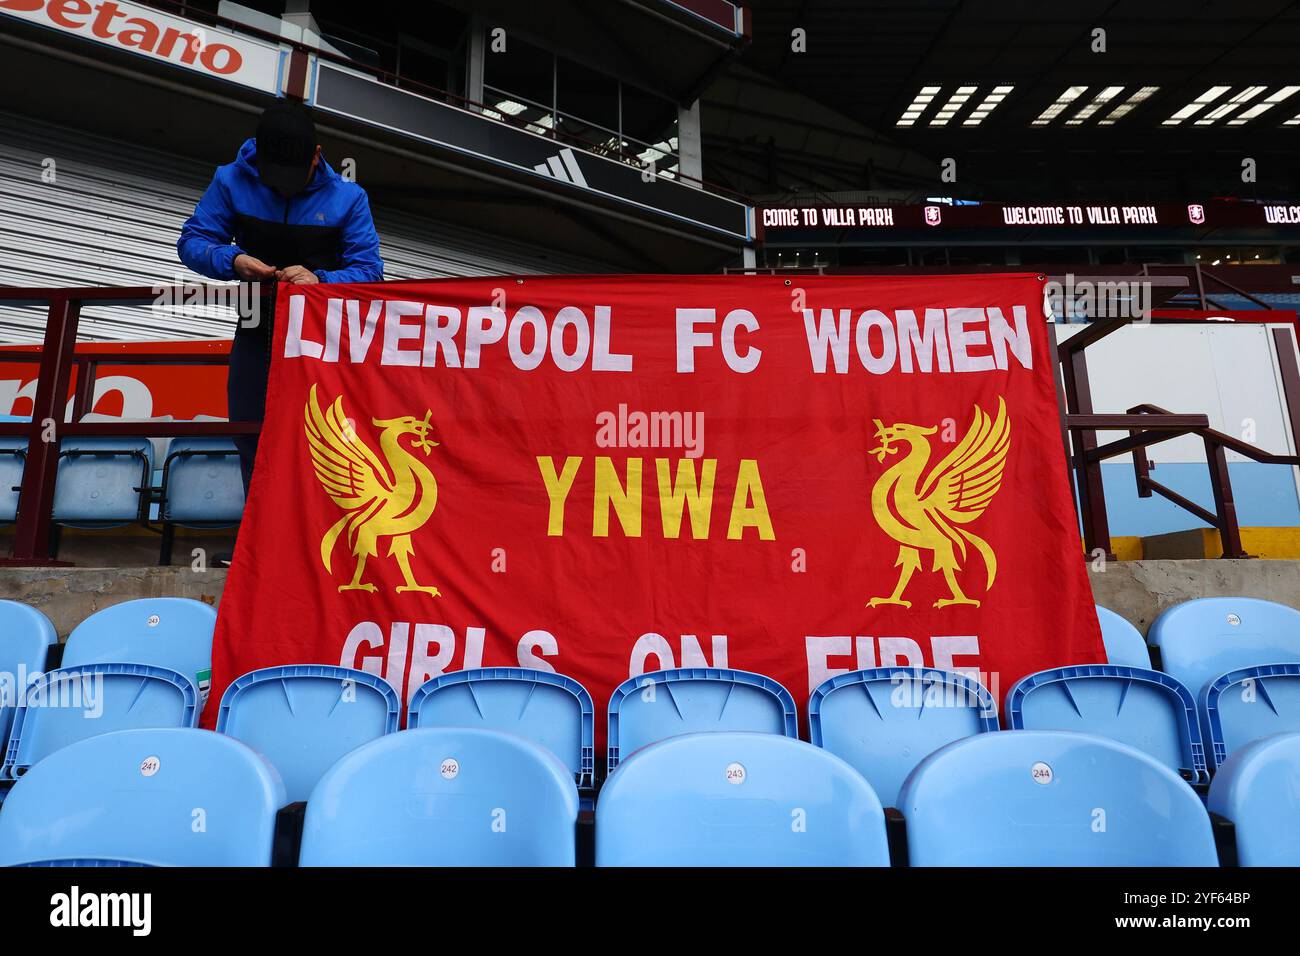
[227,328,269,494]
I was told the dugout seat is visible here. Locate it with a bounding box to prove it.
[1207,732,1300,866]
[3,662,199,779]
[596,732,890,866]
[50,437,153,528]
[606,667,798,771]
[216,665,400,802]
[63,597,215,704]
[897,730,1218,866]
[0,426,26,524]
[0,728,285,866]
[158,437,244,565]
[298,728,578,866]
[1005,665,1208,784]
[1202,664,1300,770]
[1149,597,1300,698]
[408,668,594,789]
[0,601,57,755]
[808,667,998,806]
[1096,605,1150,667]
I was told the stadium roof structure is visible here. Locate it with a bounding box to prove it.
[738,0,1300,200]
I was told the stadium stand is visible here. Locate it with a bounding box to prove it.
[7,0,1300,896]
[808,667,998,806]
[4,593,1300,867]
[407,667,595,790]
[1207,732,1300,866]
[1202,664,1300,770]
[0,728,284,866]
[215,665,400,803]
[1005,664,1208,783]
[0,597,215,778]
[1095,605,1151,667]
[596,732,891,866]
[298,728,579,866]
[606,667,799,770]
[1148,597,1300,701]
[897,731,1220,866]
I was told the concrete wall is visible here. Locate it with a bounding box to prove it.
[1089,559,1300,636]
[4,560,1300,641]
[1,567,226,638]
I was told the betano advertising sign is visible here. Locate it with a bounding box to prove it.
[0,0,282,93]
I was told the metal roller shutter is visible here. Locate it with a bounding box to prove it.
[0,110,611,344]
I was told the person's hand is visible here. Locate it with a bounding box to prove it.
[233,254,277,281]
[277,265,320,285]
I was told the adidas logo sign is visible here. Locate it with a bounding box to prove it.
[533,148,588,188]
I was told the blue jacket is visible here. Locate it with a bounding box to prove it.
[178,138,384,284]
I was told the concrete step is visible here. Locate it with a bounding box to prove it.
[1141,527,1300,560]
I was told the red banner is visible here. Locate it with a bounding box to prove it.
[206,274,1103,734]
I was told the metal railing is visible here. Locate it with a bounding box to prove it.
[1141,262,1275,311]
[0,286,259,566]
[1057,305,1300,560]
[6,278,1300,566]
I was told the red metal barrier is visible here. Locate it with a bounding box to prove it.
[0,286,259,566]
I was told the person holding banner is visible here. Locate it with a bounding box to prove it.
[177,102,385,516]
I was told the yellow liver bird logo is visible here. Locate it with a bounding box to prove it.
[866,397,1009,609]
[304,384,441,596]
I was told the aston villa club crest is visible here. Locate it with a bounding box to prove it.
[1187,203,1206,225]
[924,205,943,226]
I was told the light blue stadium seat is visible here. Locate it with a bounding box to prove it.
[898,730,1218,866]
[63,597,215,704]
[1207,732,1300,866]
[607,667,798,771]
[3,663,199,779]
[596,732,890,866]
[0,437,24,525]
[1006,664,1208,784]
[808,667,998,806]
[0,728,285,866]
[299,728,578,866]
[1096,605,1150,667]
[160,438,244,525]
[0,600,56,754]
[0,417,30,524]
[1202,664,1300,769]
[408,668,594,789]
[14,859,156,867]
[216,665,400,802]
[1149,597,1300,698]
[51,437,153,527]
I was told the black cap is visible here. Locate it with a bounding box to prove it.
[255,102,317,198]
